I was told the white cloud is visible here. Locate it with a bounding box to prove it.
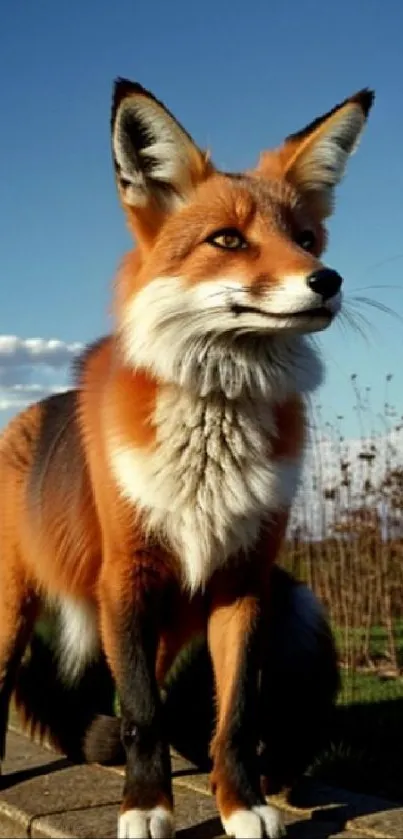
[0,335,83,414]
[0,336,83,369]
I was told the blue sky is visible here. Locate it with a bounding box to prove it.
[1,0,403,438]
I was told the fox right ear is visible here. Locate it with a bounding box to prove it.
[258,89,374,220]
[279,89,374,219]
[111,79,211,235]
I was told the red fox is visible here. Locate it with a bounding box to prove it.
[0,79,373,838]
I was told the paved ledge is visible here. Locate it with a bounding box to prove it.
[0,727,402,838]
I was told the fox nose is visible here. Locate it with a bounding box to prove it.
[307,268,343,301]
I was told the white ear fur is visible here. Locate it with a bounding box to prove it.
[284,89,374,216]
[112,79,207,211]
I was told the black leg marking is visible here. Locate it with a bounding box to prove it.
[118,604,172,815]
[100,558,174,838]
[0,594,38,765]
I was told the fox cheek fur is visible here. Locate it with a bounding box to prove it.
[0,79,373,839]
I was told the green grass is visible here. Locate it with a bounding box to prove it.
[331,621,403,706]
[333,621,403,662]
[339,668,403,704]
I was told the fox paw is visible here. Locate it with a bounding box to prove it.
[222,805,285,838]
[118,806,175,838]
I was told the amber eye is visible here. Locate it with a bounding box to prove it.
[295,229,316,252]
[206,228,248,251]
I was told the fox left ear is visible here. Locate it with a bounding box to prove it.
[267,89,374,218]
[111,78,211,240]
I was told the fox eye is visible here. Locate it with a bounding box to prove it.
[206,228,248,251]
[295,229,316,252]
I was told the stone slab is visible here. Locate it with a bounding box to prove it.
[0,728,402,838]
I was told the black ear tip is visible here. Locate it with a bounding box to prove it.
[111,78,150,124]
[113,77,144,99]
[353,88,375,117]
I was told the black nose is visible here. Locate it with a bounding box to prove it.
[307,268,343,301]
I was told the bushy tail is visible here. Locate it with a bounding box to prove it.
[15,568,339,790]
[258,567,340,792]
[14,622,115,762]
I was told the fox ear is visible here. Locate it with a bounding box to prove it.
[111,79,211,233]
[272,89,374,218]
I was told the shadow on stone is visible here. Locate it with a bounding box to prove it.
[0,756,71,790]
[177,815,223,838]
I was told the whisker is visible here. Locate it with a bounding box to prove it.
[342,302,375,327]
[339,287,403,347]
[335,312,354,338]
[349,295,403,323]
[350,283,402,293]
[354,252,403,282]
[338,307,373,343]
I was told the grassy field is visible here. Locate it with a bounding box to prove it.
[335,623,403,704]
[340,667,403,703]
[335,622,403,662]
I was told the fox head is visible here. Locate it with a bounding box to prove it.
[111,79,374,398]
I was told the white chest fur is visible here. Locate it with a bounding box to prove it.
[109,386,302,592]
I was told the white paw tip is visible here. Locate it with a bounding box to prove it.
[254,805,286,838]
[118,806,175,838]
[223,805,285,838]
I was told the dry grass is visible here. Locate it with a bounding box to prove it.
[274,373,403,801]
[280,372,403,704]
